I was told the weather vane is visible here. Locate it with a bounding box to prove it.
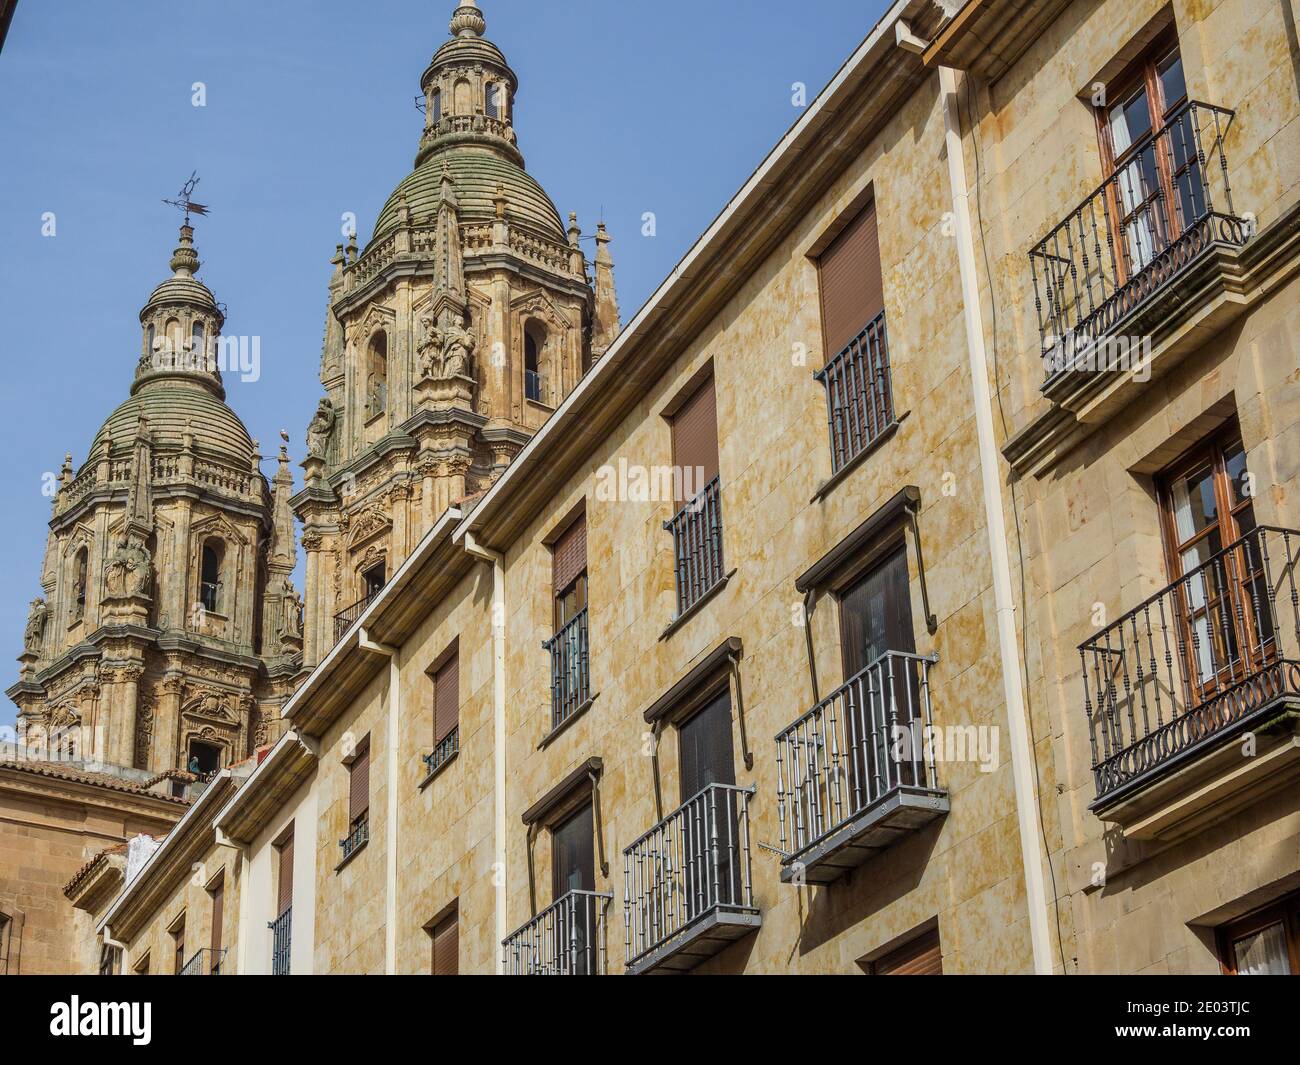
[162,171,210,225]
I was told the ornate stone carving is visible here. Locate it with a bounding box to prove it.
[306,397,336,459]
[23,598,47,654]
[104,532,152,600]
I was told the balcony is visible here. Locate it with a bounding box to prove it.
[1030,102,1249,388]
[664,476,726,620]
[1082,526,1300,837]
[340,816,369,861]
[501,890,613,975]
[544,607,590,732]
[623,783,758,975]
[423,727,460,778]
[774,651,948,885]
[334,589,380,644]
[269,907,291,976]
[814,309,897,477]
[178,947,226,975]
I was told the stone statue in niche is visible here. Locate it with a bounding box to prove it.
[306,398,336,459]
[417,311,476,381]
[105,532,153,599]
[23,598,47,654]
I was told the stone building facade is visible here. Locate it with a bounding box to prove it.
[7,224,304,780]
[46,0,1300,977]
[293,0,619,669]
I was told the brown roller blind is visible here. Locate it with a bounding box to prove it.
[210,877,224,954]
[276,831,294,914]
[349,739,370,824]
[872,927,942,975]
[818,203,883,361]
[431,911,459,976]
[552,513,587,595]
[671,375,719,501]
[433,653,459,745]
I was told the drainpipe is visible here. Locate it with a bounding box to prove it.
[461,530,507,974]
[359,627,400,975]
[896,20,1055,974]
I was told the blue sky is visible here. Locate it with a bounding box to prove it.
[0,0,887,726]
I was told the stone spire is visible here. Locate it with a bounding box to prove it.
[593,222,621,357]
[449,0,485,38]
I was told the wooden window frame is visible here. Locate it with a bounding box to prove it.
[1156,422,1268,705]
[346,735,371,832]
[273,823,294,918]
[1218,893,1300,975]
[1095,28,1191,285]
[429,642,459,748]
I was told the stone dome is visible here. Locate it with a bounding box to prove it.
[87,379,256,469]
[369,143,566,247]
[142,274,219,314]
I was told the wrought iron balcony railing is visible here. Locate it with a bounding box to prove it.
[814,309,895,475]
[774,651,946,880]
[664,476,725,618]
[178,947,226,975]
[1082,525,1300,805]
[340,816,369,861]
[1030,101,1249,382]
[543,607,590,731]
[423,726,460,777]
[334,589,381,645]
[269,907,292,976]
[623,782,757,974]
[501,889,613,975]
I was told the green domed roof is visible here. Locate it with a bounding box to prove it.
[87,379,256,470]
[369,144,565,248]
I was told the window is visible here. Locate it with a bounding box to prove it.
[862,926,943,975]
[187,739,222,776]
[164,317,182,355]
[209,875,225,970]
[430,87,441,123]
[817,200,884,363]
[1219,894,1300,975]
[677,691,743,909]
[840,541,916,676]
[524,322,545,403]
[367,332,388,416]
[427,646,459,774]
[172,919,185,975]
[72,548,88,622]
[1098,33,1194,278]
[666,374,725,617]
[430,909,458,976]
[1158,425,1266,703]
[133,951,150,976]
[0,912,9,975]
[453,77,471,113]
[199,539,223,614]
[98,944,120,977]
[552,802,596,898]
[191,321,206,364]
[484,79,499,118]
[275,827,294,917]
[343,737,370,859]
[679,689,735,800]
[548,514,589,729]
[363,562,386,600]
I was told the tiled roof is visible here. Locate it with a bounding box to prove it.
[63,840,132,898]
[0,759,193,805]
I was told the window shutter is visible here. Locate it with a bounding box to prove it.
[818,203,884,362]
[349,740,370,824]
[277,832,294,915]
[678,690,735,800]
[671,375,720,501]
[873,927,943,975]
[210,879,224,954]
[432,912,459,976]
[552,513,588,595]
[434,654,459,745]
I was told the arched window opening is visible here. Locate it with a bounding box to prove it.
[191,321,206,368]
[72,547,88,623]
[431,87,442,124]
[485,80,499,118]
[524,322,546,403]
[453,78,471,114]
[200,540,224,614]
[146,323,156,354]
[187,739,222,777]
[164,318,182,363]
[367,332,389,416]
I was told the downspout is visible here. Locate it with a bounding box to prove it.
[896,21,1055,974]
[461,530,507,974]
[359,627,400,975]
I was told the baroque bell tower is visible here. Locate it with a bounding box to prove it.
[8,223,304,774]
[294,0,619,666]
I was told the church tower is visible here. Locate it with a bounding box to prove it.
[7,224,304,774]
[294,0,620,667]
